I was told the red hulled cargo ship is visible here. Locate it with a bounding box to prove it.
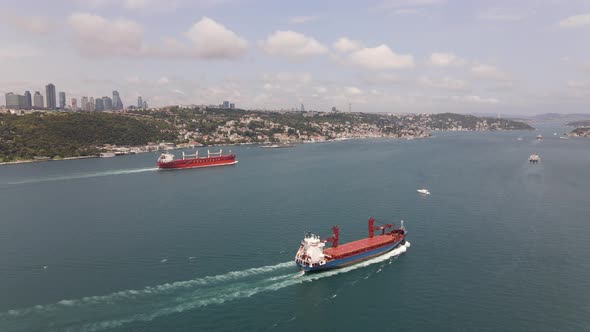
[295,218,407,272]
[156,149,237,170]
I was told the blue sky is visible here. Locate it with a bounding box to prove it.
[1,0,589,114]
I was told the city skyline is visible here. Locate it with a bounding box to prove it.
[0,1,589,114]
[3,83,156,111]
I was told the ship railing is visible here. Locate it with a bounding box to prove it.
[182,151,199,160]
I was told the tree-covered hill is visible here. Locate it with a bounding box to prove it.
[0,112,176,162]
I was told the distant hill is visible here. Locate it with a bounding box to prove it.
[566,120,590,127]
[0,109,534,162]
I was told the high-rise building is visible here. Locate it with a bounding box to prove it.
[230,103,235,109]
[59,92,66,109]
[5,93,26,109]
[137,96,143,108]
[112,91,123,110]
[24,91,32,109]
[301,103,305,112]
[95,98,104,111]
[71,98,77,111]
[45,83,56,110]
[143,100,148,109]
[102,96,113,110]
[89,97,95,111]
[33,91,44,108]
[223,101,230,108]
[81,96,89,112]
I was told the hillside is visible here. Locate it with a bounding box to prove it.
[0,109,534,162]
[0,112,176,162]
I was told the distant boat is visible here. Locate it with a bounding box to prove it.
[261,144,294,149]
[528,154,540,163]
[536,135,543,140]
[417,189,430,195]
[517,137,524,141]
[100,152,116,158]
[554,132,558,136]
[559,136,569,140]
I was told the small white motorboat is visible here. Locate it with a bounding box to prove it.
[417,189,431,195]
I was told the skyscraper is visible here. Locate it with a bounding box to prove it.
[223,101,230,108]
[5,93,26,109]
[94,98,103,111]
[137,96,143,108]
[81,97,88,112]
[24,91,32,109]
[89,97,95,111]
[33,91,44,108]
[59,92,66,109]
[102,96,113,110]
[230,103,235,109]
[71,98,77,111]
[143,100,148,109]
[112,91,123,110]
[45,83,56,110]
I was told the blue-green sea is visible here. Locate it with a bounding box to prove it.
[1,127,589,331]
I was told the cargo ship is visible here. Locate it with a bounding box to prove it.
[295,218,406,272]
[156,149,237,169]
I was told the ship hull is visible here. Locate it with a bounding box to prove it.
[157,155,237,169]
[296,237,405,273]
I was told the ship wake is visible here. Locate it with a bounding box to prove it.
[4,167,158,185]
[0,242,410,332]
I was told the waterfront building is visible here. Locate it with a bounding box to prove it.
[33,91,44,108]
[24,91,32,109]
[137,96,143,108]
[95,98,104,111]
[223,101,230,108]
[102,96,113,110]
[112,91,123,110]
[59,92,66,109]
[45,83,56,110]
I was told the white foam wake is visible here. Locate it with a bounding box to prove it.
[0,242,410,332]
[5,167,158,185]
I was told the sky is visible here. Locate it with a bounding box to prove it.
[1,0,589,114]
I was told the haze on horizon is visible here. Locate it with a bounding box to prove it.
[1,0,589,115]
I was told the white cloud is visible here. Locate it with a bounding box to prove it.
[345,87,363,95]
[263,72,312,85]
[333,37,361,53]
[375,0,446,10]
[0,45,42,59]
[260,31,328,58]
[184,17,248,59]
[420,76,467,90]
[557,14,590,28]
[428,52,466,66]
[68,13,145,57]
[6,14,54,34]
[478,8,529,21]
[452,95,499,104]
[471,64,509,80]
[347,45,414,70]
[158,77,170,84]
[288,16,318,24]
